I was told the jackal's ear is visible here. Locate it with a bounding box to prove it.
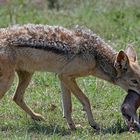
[125,46,137,62]
[114,51,129,73]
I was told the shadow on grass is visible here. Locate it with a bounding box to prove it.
[27,122,71,136]
[1,120,140,136]
[99,120,140,134]
[100,121,128,134]
[27,121,130,136]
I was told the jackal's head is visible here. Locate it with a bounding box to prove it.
[114,47,140,95]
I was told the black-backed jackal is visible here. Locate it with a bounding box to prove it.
[0,24,140,130]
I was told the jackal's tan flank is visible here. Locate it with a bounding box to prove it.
[0,24,140,130]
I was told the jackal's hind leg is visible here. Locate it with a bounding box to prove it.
[59,74,99,130]
[61,82,75,130]
[13,71,44,121]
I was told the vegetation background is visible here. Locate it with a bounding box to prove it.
[0,0,140,139]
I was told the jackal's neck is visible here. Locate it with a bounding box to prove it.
[75,27,117,80]
[92,43,118,82]
[94,47,117,82]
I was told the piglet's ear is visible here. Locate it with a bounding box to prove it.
[125,46,137,62]
[114,51,129,73]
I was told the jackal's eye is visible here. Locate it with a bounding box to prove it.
[131,79,139,85]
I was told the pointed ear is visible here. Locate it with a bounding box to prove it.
[114,51,129,73]
[125,46,137,62]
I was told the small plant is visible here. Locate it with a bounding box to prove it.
[47,0,59,10]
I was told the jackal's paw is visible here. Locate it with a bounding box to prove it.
[90,122,100,131]
[68,123,76,131]
[31,113,45,121]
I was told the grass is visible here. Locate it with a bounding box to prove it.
[0,0,140,139]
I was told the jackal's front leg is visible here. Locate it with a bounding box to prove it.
[13,71,44,121]
[59,74,99,130]
[60,82,75,130]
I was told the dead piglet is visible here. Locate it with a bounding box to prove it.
[121,90,140,132]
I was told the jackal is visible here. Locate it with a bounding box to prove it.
[0,24,140,130]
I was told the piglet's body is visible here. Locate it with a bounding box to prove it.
[121,90,140,132]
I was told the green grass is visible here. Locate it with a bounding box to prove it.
[0,0,140,139]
